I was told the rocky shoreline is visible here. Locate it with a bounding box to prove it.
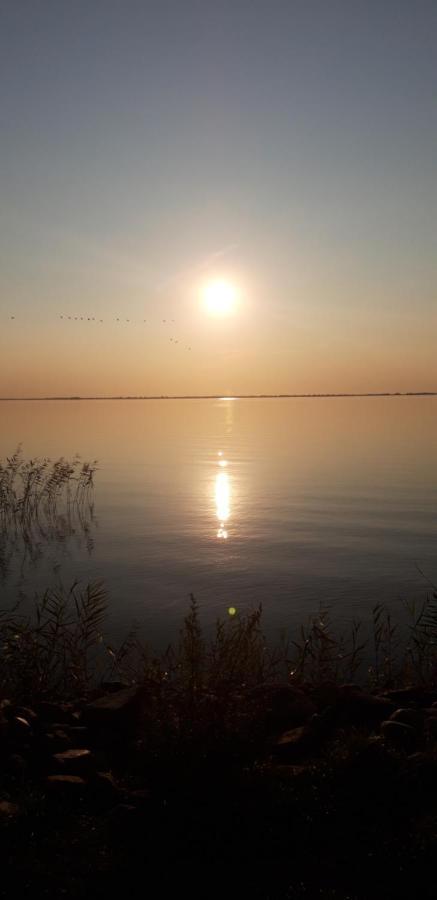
[3,679,437,897]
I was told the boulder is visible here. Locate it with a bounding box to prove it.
[245,682,317,733]
[11,715,33,740]
[123,788,151,807]
[101,681,130,694]
[273,724,320,760]
[52,723,89,739]
[0,714,9,741]
[347,735,397,777]
[37,701,76,724]
[45,774,87,803]
[41,729,72,753]
[309,682,343,709]
[404,753,437,794]
[327,688,395,727]
[52,748,94,775]
[6,753,27,776]
[82,686,144,729]
[381,720,417,752]
[88,771,120,809]
[108,803,140,835]
[425,715,437,738]
[14,706,38,724]
[389,708,424,731]
[382,687,437,707]
[269,763,311,781]
[0,800,20,818]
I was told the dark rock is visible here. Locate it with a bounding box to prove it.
[309,682,344,709]
[88,771,120,809]
[309,683,396,726]
[389,708,424,731]
[38,732,62,754]
[381,720,417,751]
[331,689,395,727]
[101,681,130,693]
[125,738,149,775]
[14,706,38,724]
[245,682,317,733]
[273,724,320,760]
[108,803,139,831]
[53,748,94,775]
[0,714,10,740]
[37,728,73,756]
[310,682,362,707]
[37,701,76,724]
[50,729,72,752]
[83,686,144,729]
[407,751,429,765]
[45,774,87,803]
[269,763,311,780]
[383,687,437,707]
[404,753,437,793]
[0,800,19,817]
[64,727,89,743]
[347,735,397,776]
[353,734,386,760]
[6,753,27,775]
[11,716,33,739]
[123,788,151,807]
[425,715,437,738]
[308,707,337,735]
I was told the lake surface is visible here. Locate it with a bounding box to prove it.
[1,397,437,647]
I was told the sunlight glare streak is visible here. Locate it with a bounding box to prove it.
[215,462,230,539]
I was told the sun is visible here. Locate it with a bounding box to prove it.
[202,279,238,316]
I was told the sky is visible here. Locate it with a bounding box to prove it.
[1,0,436,397]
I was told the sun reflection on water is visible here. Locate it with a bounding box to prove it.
[215,453,230,539]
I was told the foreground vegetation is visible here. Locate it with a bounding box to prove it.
[2,577,437,703]
[2,585,437,898]
[4,449,437,896]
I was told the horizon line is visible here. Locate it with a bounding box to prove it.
[0,391,436,401]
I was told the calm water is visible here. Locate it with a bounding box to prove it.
[1,397,437,646]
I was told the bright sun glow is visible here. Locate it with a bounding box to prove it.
[203,280,238,316]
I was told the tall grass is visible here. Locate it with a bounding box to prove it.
[289,604,365,684]
[0,447,97,575]
[2,582,437,717]
[0,581,107,700]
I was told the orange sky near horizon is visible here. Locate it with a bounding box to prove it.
[1,3,436,398]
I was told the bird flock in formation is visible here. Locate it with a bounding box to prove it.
[6,314,192,351]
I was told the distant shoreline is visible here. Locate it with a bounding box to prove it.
[0,392,436,401]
